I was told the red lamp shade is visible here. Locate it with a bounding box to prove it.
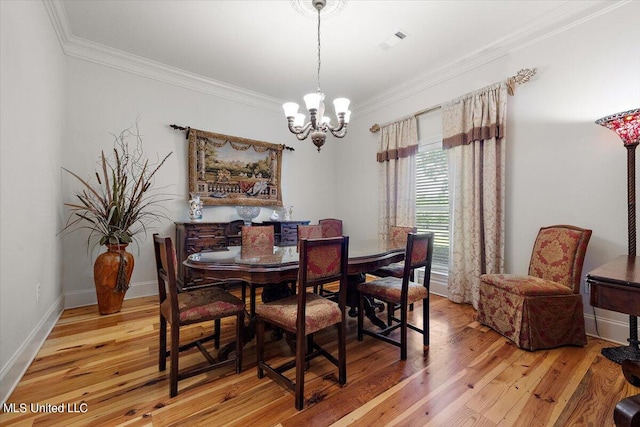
[596,108,640,146]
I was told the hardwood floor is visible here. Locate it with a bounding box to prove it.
[1,288,636,426]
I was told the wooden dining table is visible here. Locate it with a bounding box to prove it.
[184,239,404,334]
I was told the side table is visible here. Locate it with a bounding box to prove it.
[586,255,640,363]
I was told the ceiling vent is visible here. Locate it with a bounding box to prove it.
[380,30,408,50]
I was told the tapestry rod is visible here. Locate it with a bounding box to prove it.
[369,68,537,133]
[169,124,295,151]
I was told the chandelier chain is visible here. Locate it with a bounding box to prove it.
[316,7,321,92]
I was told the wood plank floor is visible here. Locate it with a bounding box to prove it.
[1,288,636,426]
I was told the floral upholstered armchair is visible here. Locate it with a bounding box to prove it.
[477,225,592,351]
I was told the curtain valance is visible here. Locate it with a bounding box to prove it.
[442,83,507,149]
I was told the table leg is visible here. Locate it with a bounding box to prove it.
[346,273,388,330]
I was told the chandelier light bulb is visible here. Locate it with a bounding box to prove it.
[283,102,300,118]
[333,98,350,115]
[293,113,306,127]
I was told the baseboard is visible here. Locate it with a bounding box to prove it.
[0,295,64,405]
[585,311,638,346]
[63,280,158,310]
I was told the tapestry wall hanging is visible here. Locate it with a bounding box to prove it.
[188,129,284,206]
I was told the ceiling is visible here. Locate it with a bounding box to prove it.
[54,0,614,113]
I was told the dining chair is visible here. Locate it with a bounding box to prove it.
[241,224,275,247]
[477,225,592,350]
[357,232,434,361]
[297,224,323,241]
[319,218,343,238]
[256,236,349,410]
[153,234,245,397]
[371,226,418,318]
[241,225,276,306]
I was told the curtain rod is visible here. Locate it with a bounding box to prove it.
[369,68,537,133]
[169,124,295,151]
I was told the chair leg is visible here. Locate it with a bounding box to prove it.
[170,322,180,397]
[387,302,394,326]
[256,317,265,379]
[159,315,167,371]
[423,294,429,347]
[401,304,408,361]
[338,322,346,385]
[357,294,365,341]
[295,329,306,410]
[214,319,221,349]
[236,311,244,374]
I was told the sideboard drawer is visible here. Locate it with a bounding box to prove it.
[185,237,227,253]
[185,226,226,238]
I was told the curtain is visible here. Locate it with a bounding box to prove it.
[377,116,418,242]
[443,83,507,309]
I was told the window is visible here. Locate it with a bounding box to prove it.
[415,136,449,274]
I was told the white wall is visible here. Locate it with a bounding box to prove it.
[339,1,640,343]
[2,0,639,404]
[0,0,66,402]
[61,58,342,306]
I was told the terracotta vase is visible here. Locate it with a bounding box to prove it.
[93,243,135,315]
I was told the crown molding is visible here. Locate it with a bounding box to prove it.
[354,0,630,116]
[43,0,284,112]
[44,0,628,117]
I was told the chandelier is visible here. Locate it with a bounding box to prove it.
[283,0,350,152]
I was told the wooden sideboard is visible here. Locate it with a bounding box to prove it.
[262,220,310,246]
[175,220,309,287]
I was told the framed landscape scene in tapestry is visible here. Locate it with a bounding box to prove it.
[188,129,284,206]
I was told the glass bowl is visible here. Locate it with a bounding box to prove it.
[236,206,261,226]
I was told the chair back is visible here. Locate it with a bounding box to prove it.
[389,226,417,249]
[297,236,349,322]
[241,225,275,248]
[319,218,343,238]
[401,233,435,298]
[527,225,592,293]
[298,224,323,240]
[153,234,180,322]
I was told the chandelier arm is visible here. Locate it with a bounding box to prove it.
[327,121,345,134]
[287,119,312,135]
[329,125,348,138]
[295,126,314,141]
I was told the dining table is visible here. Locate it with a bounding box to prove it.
[184,238,405,357]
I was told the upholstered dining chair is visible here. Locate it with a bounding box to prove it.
[241,224,275,248]
[240,225,276,309]
[319,218,343,238]
[477,224,592,351]
[297,224,323,241]
[357,232,434,361]
[299,223,336,298]
[371,225,418,278]
[371,226,419,316]
[256,236,349,410]
[153,234,245,397]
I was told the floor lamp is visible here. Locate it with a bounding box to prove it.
[596,107,640,363]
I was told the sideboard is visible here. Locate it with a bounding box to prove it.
[175,220,309,287]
